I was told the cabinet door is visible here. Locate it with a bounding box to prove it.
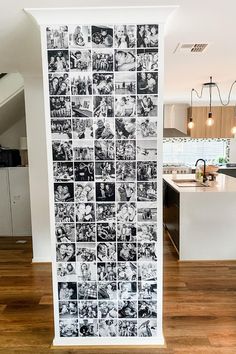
[0,169,12,236]
[221,106,235,138]
[188,107,207,138]
[8,167,32,236]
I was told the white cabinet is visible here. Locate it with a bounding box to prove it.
[0,167,31,236]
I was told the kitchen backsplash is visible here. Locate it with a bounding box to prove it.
[163,138,231,165]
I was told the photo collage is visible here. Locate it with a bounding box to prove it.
[46,24,159,339]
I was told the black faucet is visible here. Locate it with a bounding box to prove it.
[195,159,207,182]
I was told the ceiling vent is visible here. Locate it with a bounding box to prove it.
[173,43,208,53]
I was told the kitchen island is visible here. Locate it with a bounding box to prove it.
[163,173,236,261]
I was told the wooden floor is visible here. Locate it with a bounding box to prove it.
[0,233,236,354]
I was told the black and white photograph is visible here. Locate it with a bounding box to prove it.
[138,262,157,281]
[115,118,136,139]
[137,95,158,117]
[70,50,92,71]
[137,25,158,48]
[73,140,94,161]
[137,49,158,71]
[52,141,73,161]
[117,223,136,242]
[59,319,78,337]
[118,282,137,300]
[58,282,77,300]
[115,96,136,117]
[137,72,158,94]
[78,301,98,318]
[137,140,157,161]
[115,72,136,94]
[76,203,95,222]
[55,203,74,223]
[56,223,75,243]
[76,243,96,262]
[69,25,91,48]
[74,162,94,181]
[118,320,137,337]
[74,182,94,202]
[97,243,116,262]
[93,73,114,95]
[137,202,157,222]
[97,262,116,281]
[138,319,157,337]
[117,202,136,223]
[97,223,116,242]
[92,25,113,48]
[95,140,115,160]
[137,161,157,181]
[95,162,115,181]
[71,96,92,117]
[137,182,157,201]
[57,262,76,281]
[59,301,78,318]
[116,140,136,161]
[72,118,93,139]
[138,243,157,261]
[99,320,117,337]
[50,97,71,117]
[98,282,117,300]
[116,182,136,202]
[138,282,157,300]
[92,49,113,72]
[116,161,136,181]
[115,49,136,71]
[56,243,76,262]
[96,182,115,202]
[76,223,96,242]
[114,25,136,48]
[78,282,97,299]
[137,223,157,242]
[117,262,137,281]
[79,319,98,337]
[138,301,157,318]
[53,162,74,182]
[96,203,116,222]
[117,243,137,262]
[94,118,115,140]
[51,119,72,139]
[46,26,69,49]
[77,262,97,282]
[137,118,157,140]
[70,72,92,95]
[48,50,69,72]
[93,96,114,117]
[49,73,70,95]
[118,300,137,318]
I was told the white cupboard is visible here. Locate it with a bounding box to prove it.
[0,167,31,236]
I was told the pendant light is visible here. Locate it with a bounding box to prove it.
[187,89,194,129]
[190,76,236,133]
[231,105,236,136]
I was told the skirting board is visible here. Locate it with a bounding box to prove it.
[53,335,165,346]
[32,257,52,263]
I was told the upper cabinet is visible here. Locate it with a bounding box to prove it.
[187,106,235,138]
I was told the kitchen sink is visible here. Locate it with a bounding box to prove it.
[172,179,210,187]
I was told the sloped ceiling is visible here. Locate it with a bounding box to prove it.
[0,90,25,135]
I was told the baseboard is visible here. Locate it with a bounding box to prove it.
[32,257,52,263]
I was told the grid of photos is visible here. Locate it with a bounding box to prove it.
[47,23,159,339]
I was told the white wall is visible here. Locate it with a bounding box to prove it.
[0,118,26,149]
[229,138,236,162]
[24,74,51,262]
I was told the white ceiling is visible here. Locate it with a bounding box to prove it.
[0,0,236,104]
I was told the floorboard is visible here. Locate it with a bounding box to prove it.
[0,233,236,353]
